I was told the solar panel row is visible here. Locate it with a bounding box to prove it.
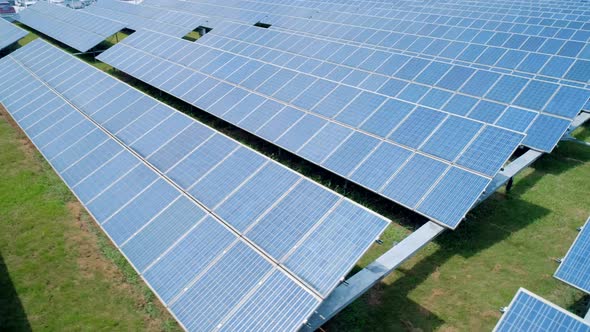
[198,21,586,151]
[152,0,590,88]
[312,1,590,79]
[0,18,28,51]
[142,1,590,130]
[494,288,590,332]
[555,216,590,294]
[83,0,215,38]
[0,39,390,331]
[17,1,125,52]
[98,29,527,229]
[392,0,590,21]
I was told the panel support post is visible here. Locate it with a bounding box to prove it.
[300,221,445,331]
[475,149,543,206]
[505,177,514,192]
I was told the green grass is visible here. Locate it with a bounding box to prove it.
[2,25,590,331]
[182,30,201,42]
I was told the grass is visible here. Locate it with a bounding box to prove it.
[182,30,201,42]
[1,27,590,331]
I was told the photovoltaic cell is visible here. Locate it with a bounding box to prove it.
[417,167,489,229]
[555,217,590,294]
[17,1,125,52]
[284,200,389,296]
[0,19,28,51]
[382,154,448,209]
[175,0,590,92]
[494,288,590,332]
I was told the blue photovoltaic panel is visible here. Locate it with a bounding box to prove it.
[143,216,236,303]
[172,0,590,90]
[523,114,573,153]
[99,30,527,229]
[420,116,483,161]
[83,0,214,38]
[350,142,413,191]
[0,19,27,51]
[284,200,390,296]
[198,21,587,131]
[141,10,587,153]
[169,242,274,331]
[456,126,524,177]
[2,39,390,331]
[219,270,320,331]
[416,167,490,229]
[214,162,299,232]
[494,288,590,332]
[17,2,125,52]
[381,154,448,209]
[555,217,590,294]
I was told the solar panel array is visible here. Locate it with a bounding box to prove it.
[195,21,588,152]
[83,0,215,38]
[101,28,560,229]
[0,18,28,51]
[0,39,390,331]
[17,1,125,52]
[555,216,590,294]
[154,0,590,88]
[493,288,590,332]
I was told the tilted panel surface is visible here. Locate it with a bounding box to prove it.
[555,217,590,294]
[98,29,529,229]
[83,0,214,38]
[0,39,389,331]
[0,19,28,51]
[164,0,590,90]
[194,21,586,152]
[17,1,125,52]
[493,288,590,332]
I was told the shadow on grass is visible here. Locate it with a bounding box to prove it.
[0,252,31,331]
[567,294,590,318]
[503,124,590,200]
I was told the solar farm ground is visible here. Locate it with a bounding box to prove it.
[1,30,590,332]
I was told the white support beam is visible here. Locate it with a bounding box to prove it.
[561,112,590,147]
[570,112,590,130]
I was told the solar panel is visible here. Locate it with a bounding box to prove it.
[193,21,587,150]
[17,2,125,52]
[555,217,590,294]
[0,19,27,51]
[149,0,590,89]
[83,0,214,38]
[493,288,590,332]
[0,39,390,331]
[99,29,528,229]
